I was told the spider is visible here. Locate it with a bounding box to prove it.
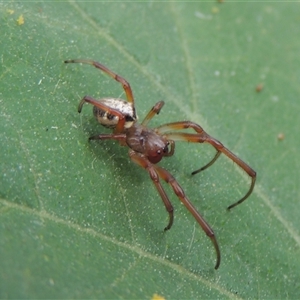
[64,59,256,269]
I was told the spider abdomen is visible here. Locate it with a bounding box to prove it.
[93,98,137,129]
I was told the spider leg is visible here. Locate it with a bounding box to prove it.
[141,101,165,126]
[78,95,126,133]
[154,163,221,269]
[64,59,135,104]
[129,150,174,231]
[156,121,256,209]
[89,133,126,146]
[164,140,175,157]
[129,150,220,269]
[191,151,222,174]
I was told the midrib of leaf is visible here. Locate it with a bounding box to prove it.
[0,197,241,300]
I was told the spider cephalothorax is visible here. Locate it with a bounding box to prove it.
[65,59,256,269]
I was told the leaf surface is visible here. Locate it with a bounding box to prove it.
[1,2,299,299]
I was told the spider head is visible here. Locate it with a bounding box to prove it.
[146,140,170,164]
[126,124,171,164]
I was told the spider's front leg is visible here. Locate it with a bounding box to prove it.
[129,150,221,270]
[129,150,174,231]
[156,121,256,209]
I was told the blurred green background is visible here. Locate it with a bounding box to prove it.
[1,2,299,299]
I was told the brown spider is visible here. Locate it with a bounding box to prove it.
[64,59,256,269]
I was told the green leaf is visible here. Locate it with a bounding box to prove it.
[1,2,299,299]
